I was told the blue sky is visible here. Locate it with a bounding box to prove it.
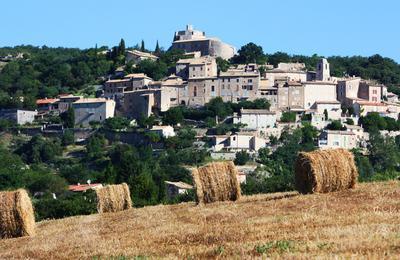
[1,0,399,61]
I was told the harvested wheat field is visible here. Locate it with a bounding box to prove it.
[0,181,399,259]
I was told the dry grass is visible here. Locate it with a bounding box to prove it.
[0,181,399,259]
[295,148,358,194]
[0,189,35,239]
[192,161,241,204]
[95,183,132,213]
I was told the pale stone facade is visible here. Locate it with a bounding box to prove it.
[277,81,305,110]
[303,81,337,109]
[171,25,236,60]
[219,65,260,103]
[337,77,361,106]
[358,81,382,103]
[316,58,331,81]
[310,101,342,120]
[318,130,357,150]
[125,50,158,65]
[233,109,277,130]
[0,109,37,125]
[104,73,153,100]
[72,98,115,127]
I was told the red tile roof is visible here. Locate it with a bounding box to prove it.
[36,98,59,105]
[68,184,103,192]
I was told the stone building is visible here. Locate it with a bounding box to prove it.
[176,56,217,80]
[258,79,278,110]
[104,73,153,100]
[318,130,357,150]
[170,25,236,60]
[303,81,338,109]
[121,88,170,119]
[277,81,305,110]
[72,98,115,127]
[57,94,82,113]
[218,64,260,103]
[0,109,37,125]
[316,58,331,81]
[337,77,362,106]
[358,80,382,103]
[233,109,277,130]
[125,50,158,65]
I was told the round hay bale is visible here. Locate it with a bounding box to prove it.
[0,189,35,239]
[295,148,358,194]
[192,161,241,204]
[95,183,132,213]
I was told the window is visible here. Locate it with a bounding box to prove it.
[211,86,215,92]
[248,86,253,90]
[242,86,247,90]
[193,86,197,97]
[228,78,231,82]
[192,67,195,71]
[236,79,239,83]
[248,79,253,83]
[233,136,236,141]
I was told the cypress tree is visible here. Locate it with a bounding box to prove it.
[140,40,145,52]
[155,40,160,55]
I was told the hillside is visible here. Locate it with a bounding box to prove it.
[1,181,399,259]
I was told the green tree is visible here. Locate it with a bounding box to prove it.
[61,129,74,146]
[86,134,106,159]
[118,38,126,56]
[104,116,130,130]
[323,109,328,120]
[368,131,399,172]
[280,112,296,122]
[216,57,230,73]
[154,40,161,55]
[231,42,267,64]
[326,120,346,130]
[234,150,250,165]
[140,40,145,52]
[359,112,387,132]
[163,107,183,126]
[60,107,75,128]
[205,97,233,120]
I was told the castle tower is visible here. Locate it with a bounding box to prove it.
[316,58,330,81]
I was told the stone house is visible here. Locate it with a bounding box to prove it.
[125,50,158,65]
[104,73,153,100]
[72,98,115,127]
[233,109,277,131]
[318,130,358,150]
[150,125,176,138]
[57,94,82,113]
[310,101,342,120]
[0,109,37,125]
[165,181,193,199]
[218,65,260,103]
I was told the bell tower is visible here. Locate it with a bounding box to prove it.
[316,58,330,81]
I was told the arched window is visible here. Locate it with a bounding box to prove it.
[211,86,215,92]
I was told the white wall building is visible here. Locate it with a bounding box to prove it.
[150,125,176,138]
[318,130,358,150]
[233,109,276,130]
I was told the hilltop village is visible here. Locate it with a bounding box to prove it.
[0,25,400,219]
